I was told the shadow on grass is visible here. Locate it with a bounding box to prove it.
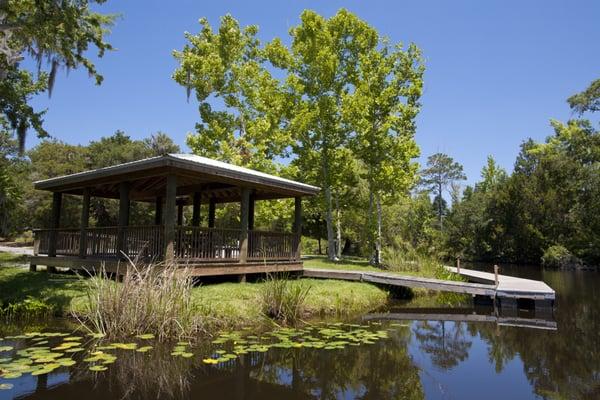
[0,267,86,315]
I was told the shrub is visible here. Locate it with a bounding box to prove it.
[75,259,205,340]
[0,297,53,319]
[259,274,312,326]
[542,245,582,269]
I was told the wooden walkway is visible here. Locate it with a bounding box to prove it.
[303,267,555,310]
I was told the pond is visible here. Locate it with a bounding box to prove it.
[1,266,598,399]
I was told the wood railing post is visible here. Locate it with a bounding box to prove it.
[117,182,130,259]
[79,188,90,259]
[192,192,201,226]
[494,264,499,286]
[155,197,163,225]
[208,198,216,228]
[294,196,302,260]
[164,174,177,263]
[456,257,461,274]
[47,192,62,258]
[239,188,250,263]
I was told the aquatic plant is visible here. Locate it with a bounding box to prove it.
[75,259,205,340]
[259,274,312,326]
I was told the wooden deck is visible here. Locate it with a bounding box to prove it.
[303,267,556,310]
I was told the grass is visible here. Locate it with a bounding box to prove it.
[0,251,389,336]
[0,252,28,264]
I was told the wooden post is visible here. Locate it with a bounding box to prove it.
[177,203,184,226]
[248,192,255,230]
[208,198,216,228]
[164,174,177,263]
[456,257,461,274]
[47,192,62,258]
[294,196,302,260]
[192,192,201,226]
[494,264,499,286]
[79,188,90,259]
[239,188,250,264]
[117,182,130,258]
[155,197,163,225]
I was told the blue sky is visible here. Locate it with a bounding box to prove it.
[25,0,600,185]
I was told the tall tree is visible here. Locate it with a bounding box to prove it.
[420,153,466,230]
[567,78,599,115]
[343,42,423,264]
[267,9,380,260]
[0,0,115,151]
[172,14,290,172]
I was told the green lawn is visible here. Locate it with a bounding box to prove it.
[0,251,389,328]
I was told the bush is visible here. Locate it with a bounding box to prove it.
[259,274,312,325]
[76,260,205,340]
[541,245,583,269]
[0,297,53,319]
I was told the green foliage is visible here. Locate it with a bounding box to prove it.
[259,274,312,326]
[420,153,466,229]
[0,0,115,150]
[541,245,582,269]
[567,78,600,115]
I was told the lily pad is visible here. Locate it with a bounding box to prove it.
[89,365,108,372]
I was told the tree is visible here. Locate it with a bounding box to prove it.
[420,153,466,230]
[172,14,290,172]
[267,9,380,260]
[567,78,600,115]
[343,42,423,264]
[476,155,506,193]
[0,0,115,151]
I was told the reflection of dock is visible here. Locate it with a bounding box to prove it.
[303,267,555,311]
[363,308,557,331]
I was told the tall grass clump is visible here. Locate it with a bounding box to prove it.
[259,274,312,326]
[76,259,204,340]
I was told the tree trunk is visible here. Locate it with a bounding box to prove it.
[317,238,322,255]
[335,196,342,260]
[324,185,336,260]
[438,181,443,231]
[375,195,382,265]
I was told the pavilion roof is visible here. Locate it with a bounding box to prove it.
[34,154,320,202]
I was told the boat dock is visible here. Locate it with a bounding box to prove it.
[303,266,555,311]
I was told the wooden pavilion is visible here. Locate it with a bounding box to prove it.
[29,154,319,278]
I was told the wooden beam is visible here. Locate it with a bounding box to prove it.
[248,192,255,230]
[192,191,201,226]
[208,198,216,228]
[79,188,90,259]
[47,192,62,259]
[294,196,302,258]
[177,203,184,226]
[155,197,163,225]
[164,174,177,263]
[239,188,250,263]
[116,182,130,257]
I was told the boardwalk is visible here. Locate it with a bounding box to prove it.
[303,266,555,311]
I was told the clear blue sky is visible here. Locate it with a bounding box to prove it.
[25,0,600,185]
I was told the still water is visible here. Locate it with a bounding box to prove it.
[1,266,598,400]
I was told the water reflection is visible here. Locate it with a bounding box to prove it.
[2,267,599,400]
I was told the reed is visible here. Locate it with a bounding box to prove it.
[75,258,204,340]
[259,273,312,326]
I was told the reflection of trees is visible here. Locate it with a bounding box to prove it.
[474,270,600,400]
[414,321,472,370]
[252,327,424,400]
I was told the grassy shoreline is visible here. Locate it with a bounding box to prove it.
[0,252,389,335]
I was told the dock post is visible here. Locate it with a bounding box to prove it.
[494,264,499,286]
[456,257,461,274]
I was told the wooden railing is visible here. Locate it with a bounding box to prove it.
[34,226,300,263]
[175,226,240,261]
[248,230,300,261]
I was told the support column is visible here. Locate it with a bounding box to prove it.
[47,192,62,265]
[79,188,90,259]
[177,203,184,226]
[117,182,130,258]
[239,188,250,264]
[248,192,255,230]
[164,174,177,263]
[293,196,302,260]
[192,192,201,226]
[155,197,163,225]
[208,198,216,228]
